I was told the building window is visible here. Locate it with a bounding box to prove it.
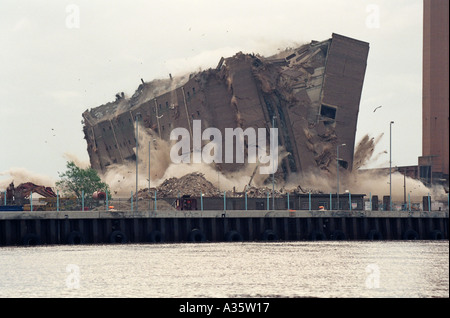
[320,104,337,126]
[338,160,348,169]
[286,53,296,60]
[320,105,336,119]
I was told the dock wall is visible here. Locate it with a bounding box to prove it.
[0,210,448,246]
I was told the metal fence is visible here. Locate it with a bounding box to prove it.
[3,191,447,212]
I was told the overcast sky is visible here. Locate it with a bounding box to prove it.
[0,0,423,185]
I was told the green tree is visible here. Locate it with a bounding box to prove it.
[56,161,109,199]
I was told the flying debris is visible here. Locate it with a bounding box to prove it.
[373,106,382,112]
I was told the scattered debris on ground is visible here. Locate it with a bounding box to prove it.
[131,172,324,199]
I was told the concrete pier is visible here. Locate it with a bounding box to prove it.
[0,210,447,246]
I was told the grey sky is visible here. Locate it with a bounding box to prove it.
[0,0,423,184]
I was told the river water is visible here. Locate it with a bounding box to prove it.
[0,241,448,298]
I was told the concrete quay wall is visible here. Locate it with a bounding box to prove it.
[0,210,448,246]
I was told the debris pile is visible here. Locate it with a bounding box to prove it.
[134,172,314,199]
[157,172,221,197]
[237,186,284,198]
[289,185,324,195]
[135,172,222,199]
[131,172,326,200]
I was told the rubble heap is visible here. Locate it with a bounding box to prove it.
[157,172,221,197]
[133,172,325,199]
[136,172,222,198]
[238,186,284,198]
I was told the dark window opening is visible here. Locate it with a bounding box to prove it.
[187,91,190,99]
[197,110,200,116]
[338,159,348,169]
[192,87,196,94]
[286,53,296,60]
[320,105,336,119]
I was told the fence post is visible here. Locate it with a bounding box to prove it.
[287,192,290,210]
[330,193,332,211]
[349,192,352,211]
[408,193,411,212]
[245,190,247,211]
[155,190,157,211]
[427,193,431,211]
[82,190,84,211]
[201,191,203,211]
[308,192,311,211]
[3,191,6,205]
[224,191,226,211]
[369,192,372,211]
[30,191,33,212]
[57,190,60,212]
[131,191,133,212]
[267,192,269,211]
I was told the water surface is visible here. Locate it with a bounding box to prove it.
[0,241,448,298]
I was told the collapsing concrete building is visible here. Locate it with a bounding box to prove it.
[82,33,369,182]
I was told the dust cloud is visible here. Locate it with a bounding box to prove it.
[0,168,56,189]
[98,129,446,203]
[2,129,444,204]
